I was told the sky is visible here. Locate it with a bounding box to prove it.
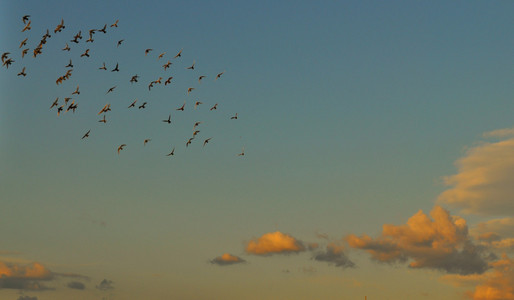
[1,1,513,299]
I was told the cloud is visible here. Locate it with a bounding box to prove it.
[474,218,514,238]
[96,279,114,291]
[312,243,355,269]
[483,128,514,138]
[210,253,246,266]
[0,262,54,291]
[437,138,514,216]
[67,281,86,290]
[442,254,514,300]
[246,231,305,255]
[346,206,491,275]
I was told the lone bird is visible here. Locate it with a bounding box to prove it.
[117,39,124,47]
[162,114,171,124]
[198,75,206,83]
[193,121,202,130]
[194,101,203,109]
[72,85,80,95]
[144,139,151,146]
[231,113,238,120]
[98,115,107,123]
[145,48,153,56]
[17,67,26,77]
[187,87,194,95]
[186,60,195,70]
[82,130,90,139]
[50,98,59,109]
[19,38,28,48]
[163,61,171,70]
[164,77,173,85]
[158,52,166,60]
[66,59,73,68]
[238,147,245,156]
[62,43,70,51]
[166,147,175,156]
[54,19,65,33]
[21,48,28,58]
[130,74,139,83]
[117,144,126,154]
[98,24,107,34]
[99,62,107,70]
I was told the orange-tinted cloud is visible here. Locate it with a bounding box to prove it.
[437,137,514,216]
[246,231,305,255]
[443,254,514,300]
[0,262,53,290]
[210,253,246,266]
[346,206,491,275]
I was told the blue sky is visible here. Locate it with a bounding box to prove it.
[1,1,514,299]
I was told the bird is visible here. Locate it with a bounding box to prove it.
[148,82,154,91]
[198,75,206,83]
[72,85,80,95]
[64,97,72,105]
[111,63,119,72]
[98,104,111,115]
[230,113,238,120]
[111,19,119,27]
[67,102,78,113]
[164,77,173,85]
[117,39,124,47]
[138,102,147,109]
[173,48,182,58]
[22,20,31,32]
[98,115,107,123]
[186,138,194,147]
[130,74,139,83]
[62,43,70,51]
[194,101,203,109]
[176,102,185,111]
[154,77,162,84]
[166,147,175,156]
[238,146,245,156]
[19,38,28,48]
[144,139,151,146]
[17,67,26,77]
[98,24,107,34]
[158,52,166,59]
[66,59,73,68]
[50,98,59,109]
[106,86,116,94]
[163,61,171,70]
[21,48,28,58]
[54,18,65,33]
[215,71,225,80]
[193,121,202,130]
[1,52,10,63]
[187,87,195,95]
[57,105,64,116]
[162,114,171,124]
[22,15,30,24]
[42,29,51,39]
[145,49,153,56]
[128,99,137,108]
[203,138,212,147]
[82,130,90,139]
[3,58,14,68]
[186,60,195,70]
[99,62,107,70]
[210,103,218,111]
[86,36,94,43]
[117,144,126,154]
[80,49,90,57]
[193,130,200,137]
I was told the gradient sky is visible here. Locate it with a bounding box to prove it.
[1,1,514,299]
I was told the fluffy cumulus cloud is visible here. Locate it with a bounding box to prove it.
[437,137,514,216]
[346,206,491,275]
[246,231,305,255]
[210,253,246,266]
[312,243,355,269]
[443,254,514,300]
[0,262,53,290]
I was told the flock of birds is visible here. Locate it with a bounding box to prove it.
[2,15,245,157]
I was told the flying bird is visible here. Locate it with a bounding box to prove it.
[21,48,28,58]
[106,86,116,94]
[54,18,65,33]
[198,75,206,83]
[98,24,107,34]
[193,121,202,130]
[62,43,70,51]
[203,138,212,147]
[186,60,195,70]
[238,146,245,156]
[1,52,10,63]
[138,102,147,109]
[166,147,175,156]
[162,114,171,124]
[98,104,111,115]
[50,97,59,109]
[215,71,225,80]
[164,77,173,85]
[163,61,171,70]
[66,59,73,68]
[192,130,200,137]
[111,63,119,72]
[158,52,166,59]
[130,74,139,83]
[22,15,30,24]
[186,138,194,147]
[72,85,80,95]
[117,144,126,154]
[231,113,238,120]
[176,102,185,111]
[210,103,218,111]
[19,38,28,48]
[111,19,119,27]
[99,62,107,70]
[82,130,90,139]
[2,58,14,68]
[173,48,182,58]
[194,101,202,109]
[57,105,64,116]
[21,20,31,32]
[64,97,72,105]
[117,39,124,47]
[17,67,26,77]
[98,115,107,123]
[80,49,90,57]
[145,48,152,56]
[86,36,94,43]
[128,99,137,108]
[187,87,195,95]
[144,139,151,146]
